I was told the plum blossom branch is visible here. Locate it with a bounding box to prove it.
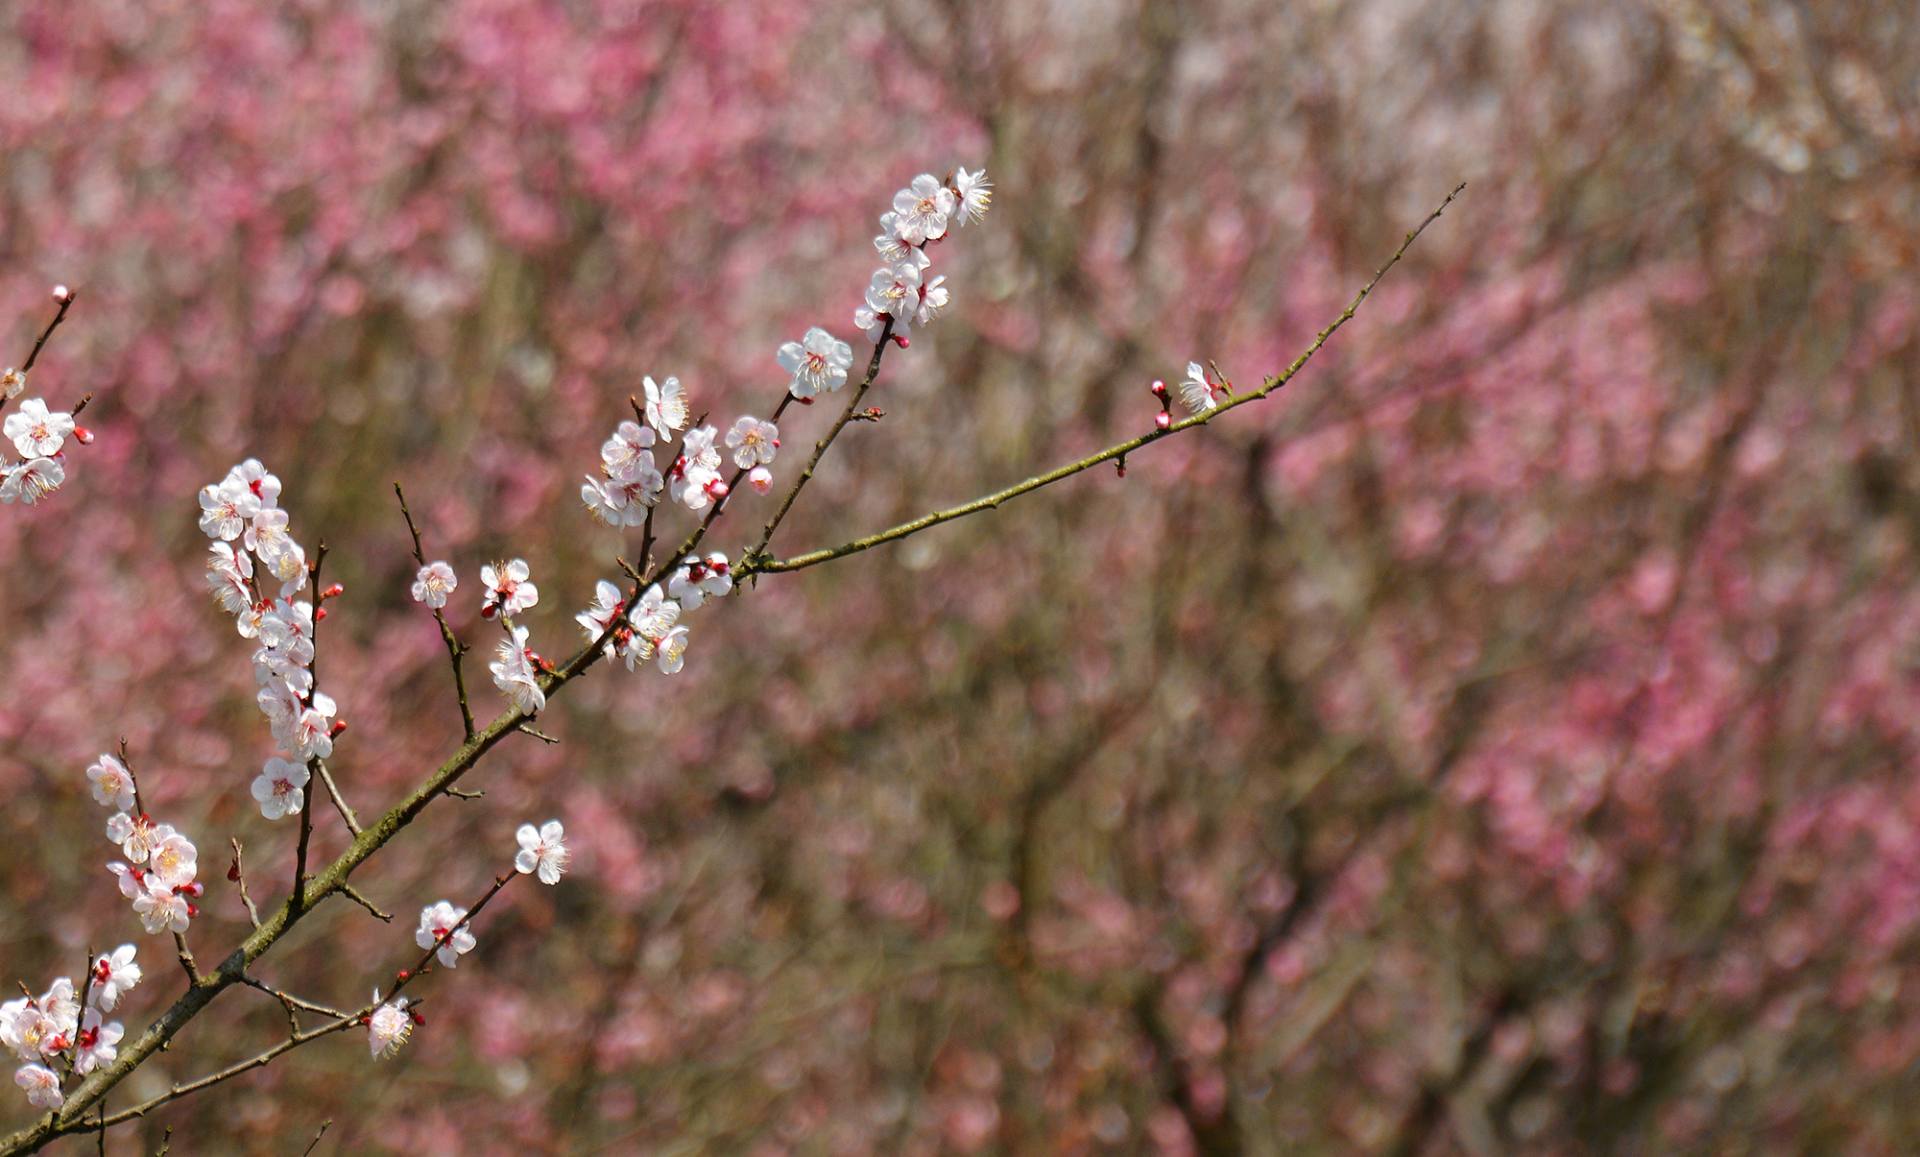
[0,171,1458,1156]
[740,182,1466,578]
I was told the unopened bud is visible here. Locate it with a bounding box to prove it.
[1154,411,1171,430]
[705,477,730,498]
[52,285,71,303]
[410,1010,427,1025]
[314,607,328,622]
[321,583,345,600]
[891,333,910,349]
[227,860,241,882]
[74,426,94,445]
[396,970,411,982]
[748,466,773,495]
[1149,379,1168,398]
[329,720,348,738]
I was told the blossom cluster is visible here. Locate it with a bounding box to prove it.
[0,392,87,506]
[88,752,207,935]
[848,168,989,349]
[199,459,332,821]
[3,947,140,1110]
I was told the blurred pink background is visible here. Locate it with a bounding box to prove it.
[2,0,1918,1152]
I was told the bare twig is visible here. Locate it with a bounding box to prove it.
[228,839,261,930]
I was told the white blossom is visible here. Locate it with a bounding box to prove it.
[14,1064,61,1109]
[146,828,198,890]
[600,420,656,473]
[105,812,160,864]
[88,946,142,1013]
[480,559,538,619]
[415,901,476,968]
[72,1010,121,1075]
[3,398,73,458]
[724,416,779,469]
[411,561,458,609]
[668,426,725,512]
[1178,361,1219,415]
[0,457,65,505]
[251,757,309,821]
[891,173,956,245]
[642,374,688,435]
[667,553,733,610]
[224,459,282,509]
[367,992,412,1059]
[953,166,992,224]
[748,466,773,494]
[514,820,569,885]
[86,754,135,811]
[489,624,545,715]
[914,274,949,327]
[0,369,23,400]
[777,328,854,399]
[206,542,255,617]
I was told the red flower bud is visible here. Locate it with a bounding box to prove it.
[74,426,94,445]
[321,583,345,600]
[314,607,328,622]
[1149,379,1168,398]
[329,720,348,737]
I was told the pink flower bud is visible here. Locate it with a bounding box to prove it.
[1149,379,1168,398]
[891,334,910,349]
[74,426,94,444]
[1154,411,1171,430]
[52,285,71,303]
[705,477,730,498]
[748,466,773,495]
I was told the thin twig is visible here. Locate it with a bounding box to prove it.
[741,183,1466,577]
[2,290,76,420]
[302,1120,332,1156]
[228,839,261,930]
[394,483,476,739]
[313,761,361,836]
[339,883,392,923]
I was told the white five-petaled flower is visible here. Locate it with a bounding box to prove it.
[88,946,142,1013]
[197,477,257,540]
[415,901,477,968]
[246,508,307,583]
[367,992,412,1059]
[654,624,690,674]
[953,166,992,225]
[3,398,73,458]
[866,261,923,326]
[582,452,662,527]
[914,274,949,327]
[514,820,569,884]
[873,213,913,264]
[1178,361,1220,415]
[748,466,773,495]
[601,420,656,472]
[251,756,310,821]
[892,173,956,246]
[643,375,688,435]
[411,561,458,609]
[667,553,733,610]
[777,328,854,399]
[14,1064,61,1109]
[0,999,59,1064]
[0,457,64,505]
[576,579,631,662]
[479,559,538,619]
[146,829,198,890]
[129,876,192,935]
[72,1009,122,1075]
[224,458,283,509]
[86,754,135,811]
[489,624,545,714]
[724,416,779,469]
[290,691,338,761]
[105,812,160,864]
[622,584,681,670]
